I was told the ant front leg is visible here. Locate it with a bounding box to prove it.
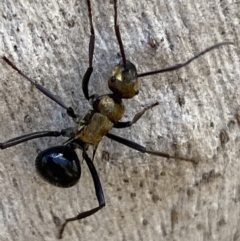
[58,150,105,239]
[82,0,95,101]
[114,102,159,128]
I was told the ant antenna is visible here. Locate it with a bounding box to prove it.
[114,0,127,70]
[137,41,234,78]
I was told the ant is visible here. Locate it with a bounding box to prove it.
[0,0,233,239]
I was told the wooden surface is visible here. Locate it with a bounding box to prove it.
[0,0,239,240]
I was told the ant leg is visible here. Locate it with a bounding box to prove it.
[58,150,105,239]
[2,57,76,118]
[137,42,234,78]
[114,102,159,128]
[82,0,95,100]
[113,0,127,69]
[106,133,198,164]
[0,128,73,149]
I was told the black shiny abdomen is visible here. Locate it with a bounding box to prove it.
[35,145,81,188]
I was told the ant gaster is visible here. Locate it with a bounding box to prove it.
[0,0,234,238]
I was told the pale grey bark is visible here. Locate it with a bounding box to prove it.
[0,0,239,241]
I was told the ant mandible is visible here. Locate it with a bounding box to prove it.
[0,0,234,238]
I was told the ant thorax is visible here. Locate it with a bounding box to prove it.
[73,94,125,148]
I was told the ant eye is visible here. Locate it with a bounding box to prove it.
[35,145,81,188]
[110,76,116,82]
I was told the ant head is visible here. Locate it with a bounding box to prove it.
[108,60,139,99]
[36,144,81,188]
